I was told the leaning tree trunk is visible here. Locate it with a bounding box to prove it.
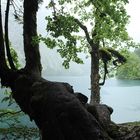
[90,43,100,104]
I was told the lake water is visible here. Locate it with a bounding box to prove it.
[0,76,140,124]
[47,76,140,123]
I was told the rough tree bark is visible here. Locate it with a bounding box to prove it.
[90,43,100,104]
[23,0,42,76]
[74,18,101,104]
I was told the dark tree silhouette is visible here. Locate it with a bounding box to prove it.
[1,1,140,140]
[99,48,127,86]
[0,0,110,139]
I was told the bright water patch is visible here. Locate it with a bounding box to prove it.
[101,85,140,123]
[0,76,140,124]
[47,76,140,123]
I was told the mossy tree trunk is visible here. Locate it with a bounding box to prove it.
[90,42,100,104]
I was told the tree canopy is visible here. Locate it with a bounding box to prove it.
[40,0,131,67]
[37,0,137,103]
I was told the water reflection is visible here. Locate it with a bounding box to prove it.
[103,78,140,87]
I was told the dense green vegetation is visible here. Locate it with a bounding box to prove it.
[116,49,140,80]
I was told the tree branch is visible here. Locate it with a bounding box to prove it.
[51,0,57,17]
[0,1,8,70]
[50,1,93,47]
[23,0,42,76]
[0,1,17,88]
[5,0,16,70]
[99,62,108,86]
[74,18,93,46]
[0,110,21,117]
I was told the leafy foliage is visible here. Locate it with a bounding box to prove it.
[0,126,39,139]
[39,0,135,70]
[36,0,139,102]
[0,96,39,139]
[116,51,140,80]
[87,0,130,41]
[39,13,84,68]
[5,41,21,69]
[134,48,140,58]
[10,47,21,69]
[0,109,22,126]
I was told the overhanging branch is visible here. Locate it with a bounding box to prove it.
[74,18,93,46]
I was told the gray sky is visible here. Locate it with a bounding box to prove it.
[42,0,140,43]
[126,0,140,43]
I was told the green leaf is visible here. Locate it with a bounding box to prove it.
[1,96,10,103]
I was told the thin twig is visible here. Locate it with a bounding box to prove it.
[0,110,22,117]
[12,0,23,14]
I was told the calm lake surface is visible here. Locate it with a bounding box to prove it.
[0,76,140,124]
[47,76,140,123]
